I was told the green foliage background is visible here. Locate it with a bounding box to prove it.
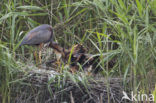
[0,0,156,102]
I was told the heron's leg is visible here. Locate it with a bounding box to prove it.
[39,43,44,64]
[39,50,42,64]
[33,50,38,65]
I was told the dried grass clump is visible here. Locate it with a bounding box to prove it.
[11,68,124,103]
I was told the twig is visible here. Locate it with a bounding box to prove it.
[70,91,75,103]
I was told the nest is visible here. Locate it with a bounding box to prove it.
[48,43,116,74]
[10,43,125,103]
[11,68,125,103]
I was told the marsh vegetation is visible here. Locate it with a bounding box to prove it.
[0,0,156,103]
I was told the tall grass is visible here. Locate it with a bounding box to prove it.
[0,43,18,103]
[0,0,156,102]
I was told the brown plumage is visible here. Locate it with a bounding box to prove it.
[48,41,66,67]
[48,43,102,74]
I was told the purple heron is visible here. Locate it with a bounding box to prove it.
[20,24,53,65]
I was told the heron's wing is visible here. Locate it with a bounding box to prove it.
[37,30,52,43]
[21,30,51,45]
[20,31,39,45]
